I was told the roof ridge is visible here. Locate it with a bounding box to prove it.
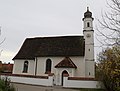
[26,35,84,40]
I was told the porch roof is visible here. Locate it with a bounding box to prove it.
[55,57,77,68]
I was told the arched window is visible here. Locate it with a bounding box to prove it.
[45,59,52,74]
[23,61,29,73]
[87,22,90,27]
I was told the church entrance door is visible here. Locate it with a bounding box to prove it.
[61,70,69,86]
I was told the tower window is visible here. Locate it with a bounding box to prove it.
[23,61,29,73]
[89,49,90,51]
[89,72,90,75]
[45,59,52,74]
[87,22,90,27]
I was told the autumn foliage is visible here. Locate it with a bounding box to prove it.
[96,46,120,91]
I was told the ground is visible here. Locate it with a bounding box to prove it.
[12,83,80,91]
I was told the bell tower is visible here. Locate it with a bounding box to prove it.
[83,7,95,78]
[83,7,94,31]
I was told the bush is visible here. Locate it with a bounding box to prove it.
[0,77,15,91]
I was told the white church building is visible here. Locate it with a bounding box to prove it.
[10,8,98,88]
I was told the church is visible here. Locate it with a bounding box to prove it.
[12,7,95,86]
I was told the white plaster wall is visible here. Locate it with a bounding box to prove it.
[85,45,94,60]
[84,31,94,44]
[85,61,95,77]
[37,56,85,85]
[36,56,85,77]
[13,60,24,74]
[28,60,35,75]
[1,75,53,86]
[13,60,35,75]
[1,75,103,88]
[70,57,85,77]
[84,31,94,60]
[36,57,47,76]
[63,77,102,88]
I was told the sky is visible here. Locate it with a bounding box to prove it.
[0,0,107,63]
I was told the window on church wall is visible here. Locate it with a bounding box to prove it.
[45,59,52,74]
[23,61,29,73]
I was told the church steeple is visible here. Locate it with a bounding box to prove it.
[83,7,95,77]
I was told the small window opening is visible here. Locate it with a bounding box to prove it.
[89,49,90,51]
[87,22,90,27]
[89,72,90,75]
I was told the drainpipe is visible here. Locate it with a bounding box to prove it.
[35,57,38,76]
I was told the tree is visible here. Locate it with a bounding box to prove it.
[96,1,120,90]
[97,46,120,91]
[0,77,15,91]
[97,0,120,46]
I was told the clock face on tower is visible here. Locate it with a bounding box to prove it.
[86,34,91,38]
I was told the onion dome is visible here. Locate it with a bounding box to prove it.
[83,7,94,21]
[84,7,92,18]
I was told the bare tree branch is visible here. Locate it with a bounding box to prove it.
[0,27,6,57]
[97,0,120,46]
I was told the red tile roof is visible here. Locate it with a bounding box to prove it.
[68,77,96,81]
[0,63,13,73]
[55,57,77,68]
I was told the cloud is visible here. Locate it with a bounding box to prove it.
[0,50,15,63]
[0,0,107,63]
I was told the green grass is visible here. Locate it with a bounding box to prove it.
[78,88,105,91]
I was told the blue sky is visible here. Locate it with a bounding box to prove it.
[0,0,107,63]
